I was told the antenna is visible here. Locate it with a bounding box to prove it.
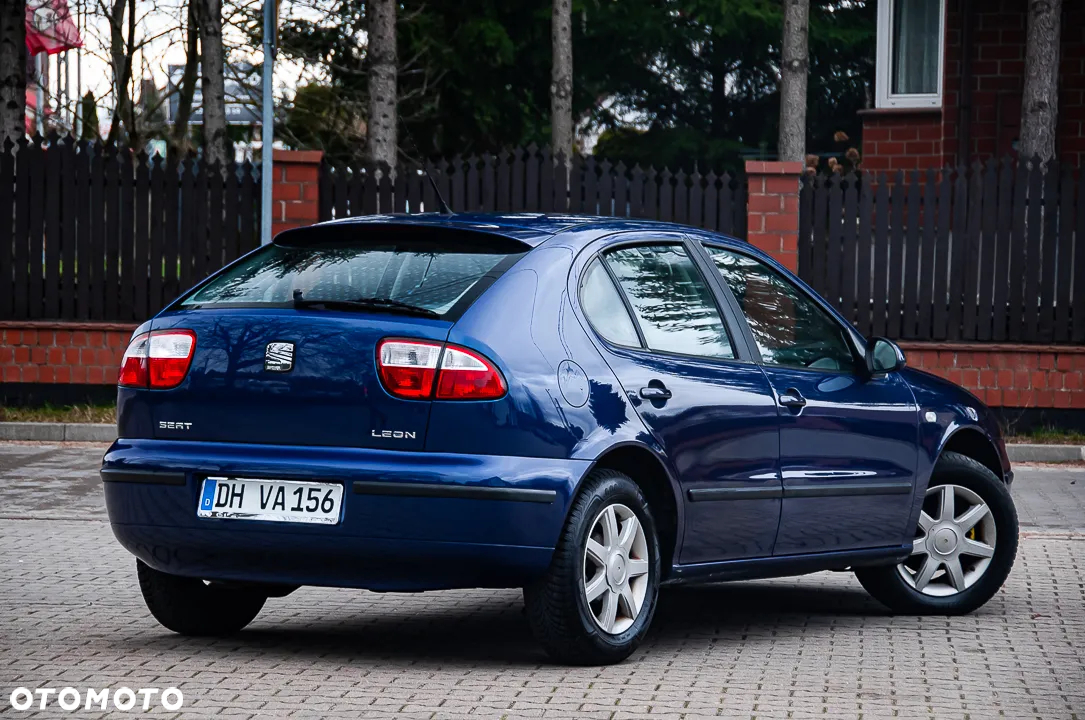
[396,118,453,216]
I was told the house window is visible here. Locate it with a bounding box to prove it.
[876,0,945,109]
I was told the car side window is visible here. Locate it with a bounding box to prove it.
[579,258,642,347]
[705,246,855,372]
[603,244,734,359]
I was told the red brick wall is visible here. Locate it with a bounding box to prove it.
[2,322,1084,410]
[1,322,134,385]
[271,149,324,239]
[862,0,1085,170]
[899,342,1085,409]
[745,161,803,273]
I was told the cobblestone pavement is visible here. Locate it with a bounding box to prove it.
[1,442,1084,718]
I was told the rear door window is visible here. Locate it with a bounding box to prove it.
[182,236,523,318]
[603,244,734,359]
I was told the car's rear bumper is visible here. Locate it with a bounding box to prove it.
[102,439,588,591]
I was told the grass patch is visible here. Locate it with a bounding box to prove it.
[0,404,116,424]
[1006,426,1085,445]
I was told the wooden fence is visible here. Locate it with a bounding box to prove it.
[318,145,749,236]
[1,135,260,322]
[799,159,1084,345]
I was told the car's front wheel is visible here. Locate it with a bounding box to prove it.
[137,560,267,636]
[855,451,1018,614]
[524,469,661,665]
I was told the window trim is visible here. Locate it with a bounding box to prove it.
[875,0,946,110]
[698,242,863,374]
[574,235,755,365]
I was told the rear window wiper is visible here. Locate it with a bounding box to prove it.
[292,291,440,318]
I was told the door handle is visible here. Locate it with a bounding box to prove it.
[639,385,672,400]
[778,388,806,409]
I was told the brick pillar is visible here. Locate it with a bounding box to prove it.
[744,160,804,273]
[272,149,324,238]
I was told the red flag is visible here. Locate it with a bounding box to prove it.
[26,0,83,55]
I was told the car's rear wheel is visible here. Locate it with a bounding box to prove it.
[137,560,267,636]
[855,451,1018,614]
[524,468,661,665]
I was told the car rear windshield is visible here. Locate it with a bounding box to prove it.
[181,233,525,317]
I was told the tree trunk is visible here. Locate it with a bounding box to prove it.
[550,0,573,156]
[365,0,397,168]
[0,0,26,144]
[193,0,230,167]
[105,0,134,144]
[1020,0,1061,163]
[709,37,730,140]
[777,0,809,162]
[170,3,201,154]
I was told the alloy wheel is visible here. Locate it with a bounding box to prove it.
[582,503,650,634]
[897,483,997,597]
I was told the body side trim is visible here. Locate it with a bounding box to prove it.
[352,480,557,504]
[100,468,187,486]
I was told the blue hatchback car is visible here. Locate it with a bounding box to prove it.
[103,214,1018,664]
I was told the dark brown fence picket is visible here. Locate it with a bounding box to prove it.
[799,158,1082,345]
[1,137,261,322]
[316,146,748,241]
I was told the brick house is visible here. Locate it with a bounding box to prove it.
[861,0,1084,171]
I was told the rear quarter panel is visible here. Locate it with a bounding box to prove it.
[427,235,659,463]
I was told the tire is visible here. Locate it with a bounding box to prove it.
[524,468,662,665]
[855,451,1018,615]
[137,560,267,636]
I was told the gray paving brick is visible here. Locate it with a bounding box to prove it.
[1,443,1084,718]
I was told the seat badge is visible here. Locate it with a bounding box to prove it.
[264,342,295,372]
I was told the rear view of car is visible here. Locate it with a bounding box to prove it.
[103,221,590,635]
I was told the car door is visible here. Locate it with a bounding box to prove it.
[576,234,782,564]
[698,242,919,555]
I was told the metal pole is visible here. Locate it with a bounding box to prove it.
[35,53,45,135]
[75,0,83,138]
[260,0,275,245]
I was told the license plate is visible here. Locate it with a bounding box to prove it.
[197,477,343,525]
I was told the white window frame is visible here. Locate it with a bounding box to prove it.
[875,0,946,109]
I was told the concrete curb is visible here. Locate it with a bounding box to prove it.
[0,422,116,442]
[1007,443,1085,463]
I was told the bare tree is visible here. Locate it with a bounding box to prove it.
[777,0,809,162]
[104,0,136,143]
[550,0,572,156]
[1020,0,1061,162]
[193,0,230,166]
[365,0,397,167]
[170,2,201,153]
[0,0,26,143]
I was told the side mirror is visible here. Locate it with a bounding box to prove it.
[866,337,906,375]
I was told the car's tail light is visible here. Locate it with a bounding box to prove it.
[435,346,506,400]
[377,340,443,399]
[118,333,150,388]
[148,330,197,388]
[376,339,506,400]
[118,330,196,389]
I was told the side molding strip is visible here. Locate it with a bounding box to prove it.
[688,481,914,502]
[352,480,557,504]
[784,481,914,498]
[688,487,783,502]
[100,468,187,486]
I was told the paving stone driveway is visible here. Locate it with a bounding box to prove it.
[1,443,1083,719]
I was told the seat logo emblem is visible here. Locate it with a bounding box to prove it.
[264,342,295,372]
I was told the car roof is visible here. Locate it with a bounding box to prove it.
[307,212,748,250]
